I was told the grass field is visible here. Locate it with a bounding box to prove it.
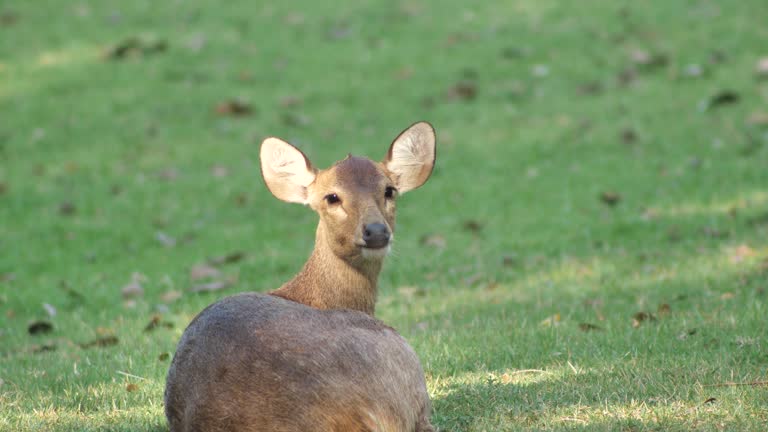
[2,1,768,430]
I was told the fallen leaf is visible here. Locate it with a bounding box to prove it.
[59,201,76,216]
[96,327,113,336]
[190,263,220,281]
[0,11,19,27]
[161,290,182,303]
[446,81,477,101]
[583,298,604,308]
[531,64,549,77]
[577,81,602,95]
[31,342,57,354]
[184,33,206,53]
[442,32,477,47]
[158,352,170,361]
[463,273,483,287]
[397,286,425,300]
[231,192,247,206]
[620,128,637,144]
[326,22,352,40]
[210,165,229,178]
[578,323,603,332]
[709,50,726,64]
[207,252,246,266]
[278,95,303,108]
[666,226,682,242]
[126,383,139,392]
[189,276,237,293]
[657,303,671,317]
[42,303,57,318]
[79,336,119,349]
[283,12,305,26]
[632,311,656,328]
[121,274,144,299]
[500,46,528,60]
[155,231,176,247]
[540,313,561,327]
[617,67,637,86]
[157,168,178,181]
[630,49,668,70]
[144,315,173,332]
[104,36,167,60]
[420,234,446,249]
[702,90,740,111]
[735,336,756,347]
[28,321,53,335]
[747,112,768,127]
[281,112,311,127]
[641,207,659,221]
[747,212,768,227]
[678,328,697,340]
[600,191,621,206]
[61,281,85,304]
[755,57,768,79]
[462,220,483,233]
[421,96,436,109]
[394,66,413,80]
[501,254,518,267]
[682,63,705,78]
[730,244,756,263]
[144,315,161,332]
[215,100,253,116]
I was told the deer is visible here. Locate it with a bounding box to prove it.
[165,121,437,432]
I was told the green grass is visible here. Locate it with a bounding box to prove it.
[2,1,768,430]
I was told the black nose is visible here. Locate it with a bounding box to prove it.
[363,223,390,249]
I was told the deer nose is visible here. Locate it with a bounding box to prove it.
[362,223,390,249]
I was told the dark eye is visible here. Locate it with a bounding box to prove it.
[325,193,341,205]
[384,186,397,199]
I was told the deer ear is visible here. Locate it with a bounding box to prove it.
[383,121,436,194]
[260,137,316,204]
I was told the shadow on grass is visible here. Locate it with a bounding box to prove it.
[430,365,760,431]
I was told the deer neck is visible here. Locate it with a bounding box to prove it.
[270,224,382,315]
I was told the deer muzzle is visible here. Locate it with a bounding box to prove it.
[362,223,390,249]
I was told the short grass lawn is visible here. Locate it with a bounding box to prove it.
[1,1,767,430]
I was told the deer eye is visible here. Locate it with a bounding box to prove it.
[325,193,341,205]
[384,186,397,199]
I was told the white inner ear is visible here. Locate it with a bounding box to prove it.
[260,138,316,204]
[386,122,435,193]
[390,134,430,168]
[264,141,315,187]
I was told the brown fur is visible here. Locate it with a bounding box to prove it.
[165,123,437,432]
[271,157,395,315]
[165,295,433,432]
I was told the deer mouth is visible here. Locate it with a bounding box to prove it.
[355,241,388,250]
[362,241,389,250]
[360,243,391,259]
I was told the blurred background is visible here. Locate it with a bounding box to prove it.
[1,1,767,430]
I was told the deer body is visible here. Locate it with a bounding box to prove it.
[165,122,437,432]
